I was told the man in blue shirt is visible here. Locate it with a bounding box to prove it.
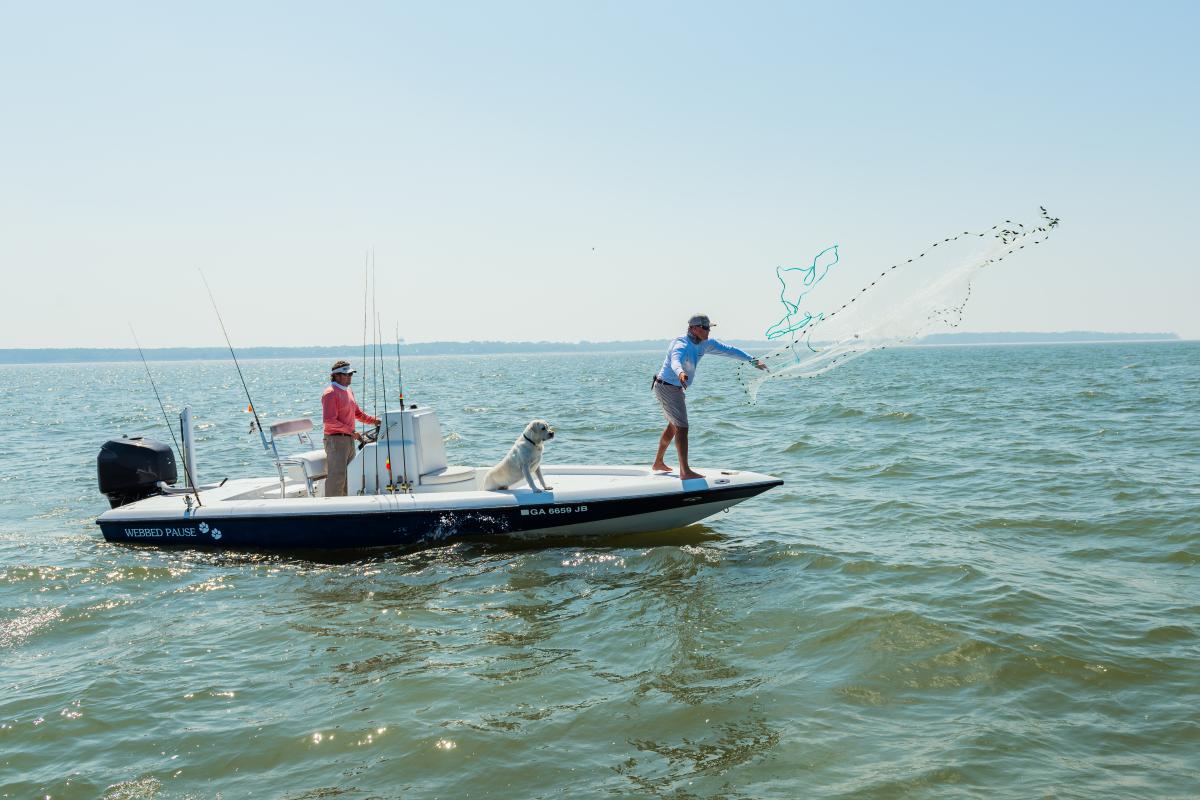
[651,314,767,479]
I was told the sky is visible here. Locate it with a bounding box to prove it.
[1,1,1196,347]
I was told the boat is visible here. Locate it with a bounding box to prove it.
[95,404,783,550]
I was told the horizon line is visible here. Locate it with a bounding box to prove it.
[0,330,1183,353]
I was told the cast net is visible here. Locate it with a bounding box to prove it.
[737,208,1060,403]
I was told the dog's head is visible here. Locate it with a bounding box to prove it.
[524,419,555,444]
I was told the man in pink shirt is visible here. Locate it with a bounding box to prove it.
[321,360,380,497]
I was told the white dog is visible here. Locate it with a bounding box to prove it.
[484,419,555,492]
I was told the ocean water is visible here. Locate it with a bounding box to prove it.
[0,342,1196,799]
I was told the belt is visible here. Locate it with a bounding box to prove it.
[326,432,352,438]
[652,376,681,388]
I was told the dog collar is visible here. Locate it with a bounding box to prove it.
[523,434,537,445]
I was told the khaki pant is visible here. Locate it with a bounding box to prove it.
[323,434,356,497]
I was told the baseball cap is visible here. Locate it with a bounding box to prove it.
[330,360,356,375]
[687,314,715,328]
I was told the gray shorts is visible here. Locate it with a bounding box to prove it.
[652,378,688,428]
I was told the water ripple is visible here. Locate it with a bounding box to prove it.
[0,343,1197,797]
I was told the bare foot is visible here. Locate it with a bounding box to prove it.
[651,462,673,472]
[679,470,705,480]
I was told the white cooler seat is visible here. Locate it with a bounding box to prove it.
[284,450,328,483]
[420,465,475,486]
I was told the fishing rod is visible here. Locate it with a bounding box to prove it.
[371,254,380,494]
[198,270,269,452]
[377,313,395,491]
[361,254,369,494]
[129,324,201,506]
[372,253,380,429]
[395,323,409,493]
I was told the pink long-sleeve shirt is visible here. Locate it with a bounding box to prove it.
[321,383,377,435]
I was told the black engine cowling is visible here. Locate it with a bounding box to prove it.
[98,437,177,508]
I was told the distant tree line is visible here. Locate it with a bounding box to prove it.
[0,332,1181,365]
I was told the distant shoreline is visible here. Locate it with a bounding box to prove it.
[0,332,1183,365]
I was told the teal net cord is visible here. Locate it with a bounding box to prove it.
[766,244,840,342]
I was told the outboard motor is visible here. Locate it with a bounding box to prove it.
[97,437,178,508]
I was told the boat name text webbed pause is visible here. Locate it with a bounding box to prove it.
[123,527,199,538]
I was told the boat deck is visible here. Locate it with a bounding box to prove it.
[100,465,768,520]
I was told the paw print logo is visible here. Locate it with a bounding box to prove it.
[210,528,223,541]
[198,521,209,534]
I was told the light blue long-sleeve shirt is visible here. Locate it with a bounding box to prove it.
[656,334,755,387]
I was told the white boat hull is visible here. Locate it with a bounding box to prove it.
[96,465,782,550]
